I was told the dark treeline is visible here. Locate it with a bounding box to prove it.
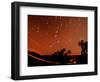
[50,40,87,64]
[28,40,88,66]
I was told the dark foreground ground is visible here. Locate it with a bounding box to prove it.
[28,51,87,67]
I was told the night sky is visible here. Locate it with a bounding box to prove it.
[28,15,87,55]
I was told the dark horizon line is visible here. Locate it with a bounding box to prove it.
[28,50,82,56]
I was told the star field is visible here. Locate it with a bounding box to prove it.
[28,15,87,55]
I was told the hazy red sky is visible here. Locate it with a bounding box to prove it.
[28,15,87,55]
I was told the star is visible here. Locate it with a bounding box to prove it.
[49,44,53,48]
[56,40,60,43]
[59,16,62,20]
[55,30,58,33]
[46,21,49,24]
[35,27,40,32]
[32,25,37,31]
[54,34,57,38]
[36,30,39,32]
[60,23,63,27]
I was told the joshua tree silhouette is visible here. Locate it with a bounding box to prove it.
[65,50,71,56]
[78,40,88,55]
[84,41,87,55]
[51,48,71,64]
